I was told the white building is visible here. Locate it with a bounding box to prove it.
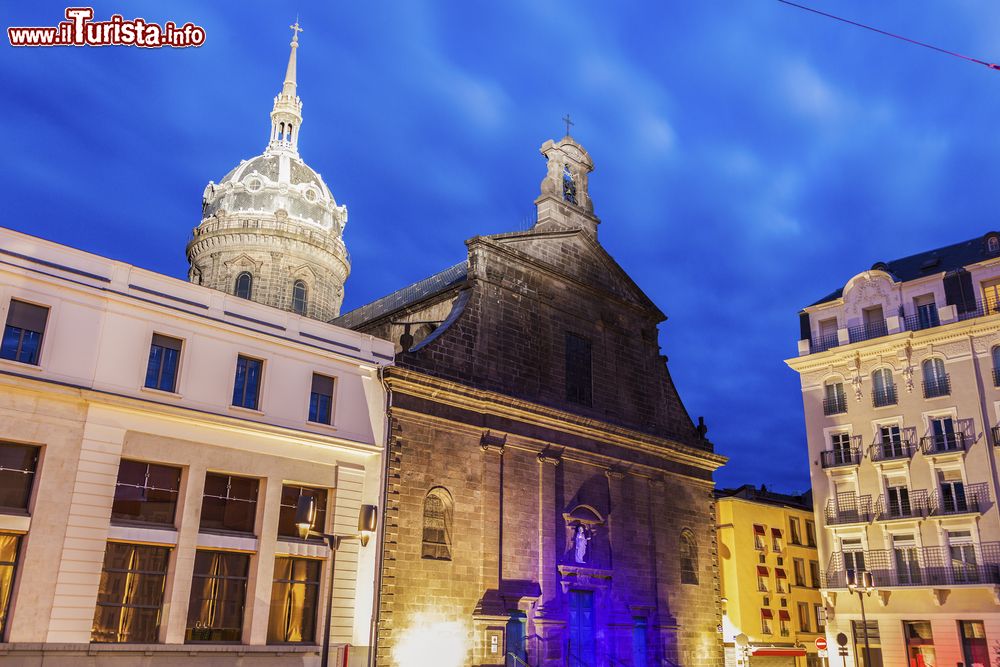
[787,232,1000,667]
[0,23,393,667]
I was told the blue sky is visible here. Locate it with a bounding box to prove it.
[5,2,1000,491]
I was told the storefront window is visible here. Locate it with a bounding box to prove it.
[903,621,936,667]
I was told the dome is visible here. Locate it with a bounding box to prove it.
[203,151,346,233]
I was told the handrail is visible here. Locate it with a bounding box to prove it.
[505,652,531,667]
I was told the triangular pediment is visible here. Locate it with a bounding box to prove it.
[475,229,664,320]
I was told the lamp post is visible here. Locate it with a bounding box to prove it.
[296,496,378,667]
[845,569,876,667]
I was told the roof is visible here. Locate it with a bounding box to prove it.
[332,261,468,329]
[810,232,1000,307]
[715,484,813,512]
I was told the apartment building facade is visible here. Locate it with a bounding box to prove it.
[786,232,1000,666]
[717,485,824,667]
[0,227,393,665]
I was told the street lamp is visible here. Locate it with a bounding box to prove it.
[846,569,876,667]
[295,496,378,667]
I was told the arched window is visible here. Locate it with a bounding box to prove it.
[989,236,999,254]
[823,380,847,415]
[871,368,896,407]
[292,280,308,315]
[679,529,698,584]
[234,272,253,299]
[922,358,949,398]
[422,488,452,560]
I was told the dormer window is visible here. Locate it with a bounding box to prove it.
[988,234,1000,255]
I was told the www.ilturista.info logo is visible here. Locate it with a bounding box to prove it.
[8,8,206,48]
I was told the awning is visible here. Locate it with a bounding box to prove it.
[754,524,766,534]
[753,648,807,657]
[771,528,782,536]
[775,568,787,579]
[778,610,791,622]
[760,609,774,619]
[757,566,769,576]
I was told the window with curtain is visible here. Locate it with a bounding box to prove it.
[234,272,253,299]
[680,529,698,584]
[871,368,896,407]
[421,488,452,560]
[277,485,327,540]
[185,550,250,642]
[823,381,847,415]
[0,443,39,513]
[199,473,259,534]
[0,533,21,639]
[144,334,182,393]
[922,358,949,398]
[91,542,170,643]
[1,299,49,365]
[291,281,308,315]
[111,460,181,526]
[267,557,321,643]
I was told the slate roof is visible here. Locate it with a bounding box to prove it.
[715,484,813,512]
[811,232,1000,307]
[332,261,468,329]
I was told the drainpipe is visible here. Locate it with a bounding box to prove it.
[968,335,1000,538]
[368,363,393,667]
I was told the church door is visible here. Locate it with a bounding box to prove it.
[568,590,596,666]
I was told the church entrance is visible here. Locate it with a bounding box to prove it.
[567,590,596,666]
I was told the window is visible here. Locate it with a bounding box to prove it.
[960,621,989,667]
[878,424,905,459]
[823,381,847,415]
[871,368,896,407]
[267,557,321,643]
[144,334,182,392]
[760,609,773,634]
[565,333,592,406]
[914,295,939,329]
[186,550,250,642]
[805,520,816,547]
[884,473,911,518]
[809,560,821,588]
[852,621,883,667]
[903,621,936,667]
[0,443,39,513]
[422,488,452,560]
[232,355,263,410]
[938,469,968,513]
[0,534,21,639]
[985,279,1000,313]
[929,416,959,452]
[753,524,766,550]
[308,374,334,425]
[632,617,648,667]
[990,236,1000,254]
[993,346,1000,386]
[830,432,853,465]
[789,518,801,545]
[771,528,783,552]
[680,530,698,584]
[757,565,769,592]
[234,272,253,299]
[778,610,790,637]
[291,280,308,316]
[948,531,978,583]
[793,559,806,587]
[922,358,949,398]
[775,568,787,593]
[797,602,810,632]
[277,485,327,540]
[111,460,181,526]
[91,542,170,643]
[843,540,865,579]
[894,535,922,585]
[1,300,48,365]
[199,473,259,535]
[814,604,825,633]
[562,164,577,204]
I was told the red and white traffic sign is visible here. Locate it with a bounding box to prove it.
[815,637,828,650]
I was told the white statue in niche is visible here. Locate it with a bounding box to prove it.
[574,525,591,564]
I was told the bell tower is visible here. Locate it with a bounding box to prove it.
[534,128,599,237]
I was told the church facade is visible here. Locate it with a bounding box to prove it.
[336,136,726,666]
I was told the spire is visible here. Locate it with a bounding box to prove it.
[268,21,304,155]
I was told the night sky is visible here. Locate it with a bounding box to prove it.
[5,2,1000,491]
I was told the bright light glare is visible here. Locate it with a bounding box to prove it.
[394,618,468,667]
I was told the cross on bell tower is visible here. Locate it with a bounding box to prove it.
[562,113,574,137]
[534,132,599,237]
[268,20,305,155]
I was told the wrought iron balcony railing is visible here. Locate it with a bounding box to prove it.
[821,447,862,468]
[848,320,888,344]
[874,490,928,521]
[920,432,966,455]
[825,495,872,525]
[869,439,916,462]
[905,312,940,332]
[823,542,1000,589]
[823,395,848,416]
[811,334,840,354]
[994,368,1000,388]
[872,384,898,408]
[923,374,951,399]
[931,483,988,516]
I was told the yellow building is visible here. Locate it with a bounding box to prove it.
[717,485,825,667]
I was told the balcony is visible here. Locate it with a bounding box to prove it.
[872,384,898,408]
[848,320,888,344]
[823,542,1000,589]
[994,368,1000,388]
[825,495,872,526]
[993,426,1000,446]
[923,374,951,399]
[821,446,862,469]
[869,439,917,462]
[874,491,928,521]
[931,483,988,517]
[811,333,840,353]
[823,395,848,416]
[920,432,967,456]
[904,312,940,332]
